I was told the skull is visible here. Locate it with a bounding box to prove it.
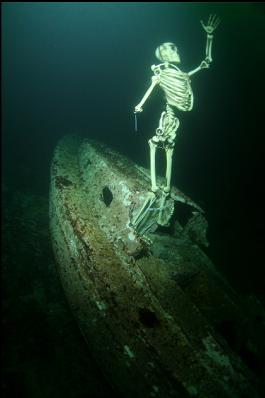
[155,42,180,64]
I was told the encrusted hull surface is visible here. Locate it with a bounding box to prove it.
[49,135,264,398]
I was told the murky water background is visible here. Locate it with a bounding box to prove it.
[2,3,265,397]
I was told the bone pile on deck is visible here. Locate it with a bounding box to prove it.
[49,135,264,398]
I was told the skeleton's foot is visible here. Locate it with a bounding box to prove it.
[130,187,175,238]
[157,189,174,226]
[130,191,157,235]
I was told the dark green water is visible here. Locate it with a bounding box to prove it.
[2,3,265,397]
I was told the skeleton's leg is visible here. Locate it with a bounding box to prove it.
[156,146,175,226]
[164,144,174,193]
[130,192,156,229]
[156,108,179,225]
[148,111,166,193]
[163,108,179,193]
[148,138,159,193]
[157,191,169,225]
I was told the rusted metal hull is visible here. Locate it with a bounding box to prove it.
[49,135,264,397]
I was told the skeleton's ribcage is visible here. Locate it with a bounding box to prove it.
[159,68,193,111]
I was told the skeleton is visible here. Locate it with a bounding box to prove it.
[133,15,220,234]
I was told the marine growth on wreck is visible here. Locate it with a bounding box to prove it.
[49,134,265,398]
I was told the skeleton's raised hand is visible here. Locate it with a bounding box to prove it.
[134,105,143,113]
[200,14,220,35]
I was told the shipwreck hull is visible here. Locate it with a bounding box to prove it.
[49,135,264,397]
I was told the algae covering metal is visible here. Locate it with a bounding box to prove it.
[49,135,264,398]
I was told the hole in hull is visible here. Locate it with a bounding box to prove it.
[102,186,113,207]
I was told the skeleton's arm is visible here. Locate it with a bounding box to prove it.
[134,75,160,113]
[188,34,213,76]
[188,14,220,77]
